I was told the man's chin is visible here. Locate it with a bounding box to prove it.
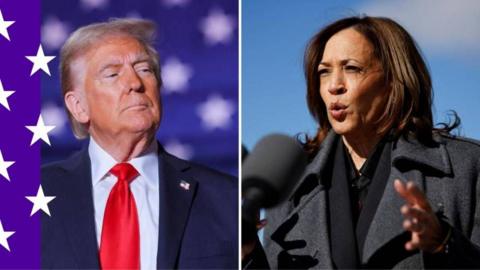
[124,119,158,134]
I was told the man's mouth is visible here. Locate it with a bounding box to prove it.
[124,103,149,111]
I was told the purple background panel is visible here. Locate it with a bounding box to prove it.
[0,0,41,268]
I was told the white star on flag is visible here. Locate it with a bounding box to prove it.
[0,150,14,182]
[161,58,193,93]
[26,185,56,217]
[25,114,56,146]
[0,80,14,111]
[0,220,15,252]
[26,44,56,76]
[0,10,15,41]
[200,9,236,45]
[197,94,235,130]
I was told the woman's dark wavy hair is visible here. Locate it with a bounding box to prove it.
[302,15,460,158]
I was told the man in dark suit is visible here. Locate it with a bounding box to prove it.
[41,18,237,269]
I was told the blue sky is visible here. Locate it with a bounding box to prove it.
[242,0,480,149]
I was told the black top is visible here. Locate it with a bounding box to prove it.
[327,136,392,269]
[345,137,388,223]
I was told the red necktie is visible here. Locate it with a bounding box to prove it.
[99,163,140,269]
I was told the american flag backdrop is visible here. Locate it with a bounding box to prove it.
[0,0,238,267]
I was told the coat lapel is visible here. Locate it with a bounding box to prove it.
[156,149,197,269]
[267,131,338,269]
[269,132,454,268]
[59,149,100,268]
[361,166,410,264]
[362,135,452,264]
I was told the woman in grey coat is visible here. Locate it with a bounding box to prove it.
[243,16,480,269]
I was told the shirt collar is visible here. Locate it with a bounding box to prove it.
[89,137,117,187]
[128,141,159,190]
[341,135,389,180]
[88,137,159,189]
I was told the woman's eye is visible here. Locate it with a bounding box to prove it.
[318,69,330,76]
[345,65,361,72]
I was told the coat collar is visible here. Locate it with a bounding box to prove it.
[361,134,452,264]
[267,131,339,269]
[273,130,453,267]
[290,130,339,195]
[300,130,453,186]
[392,134,452,175]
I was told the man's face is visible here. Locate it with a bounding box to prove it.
[74,35,161,140]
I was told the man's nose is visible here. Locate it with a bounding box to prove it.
[124,67,143,92]
[327,71,346,95]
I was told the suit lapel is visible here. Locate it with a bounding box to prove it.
[156,149,197,269]
[59,149,100,268]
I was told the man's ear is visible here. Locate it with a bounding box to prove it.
[64,91,89,124]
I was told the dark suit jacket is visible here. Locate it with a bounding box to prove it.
[41,144,238,269]
[254,131,480,269]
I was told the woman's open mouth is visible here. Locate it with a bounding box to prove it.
[329,102,347,121]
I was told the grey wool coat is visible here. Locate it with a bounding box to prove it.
[263,130,480,269]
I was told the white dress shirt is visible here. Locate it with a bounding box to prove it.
[89,138,159,270]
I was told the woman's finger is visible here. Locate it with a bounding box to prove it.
[395,180,421,206]
[403,218,425,234]
[401,205,428,223]
[405,239,419,251]
[406,182,433,212]
[394,180,412,202]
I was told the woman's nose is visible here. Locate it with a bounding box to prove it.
[327,72,346,95]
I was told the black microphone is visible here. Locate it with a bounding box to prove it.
[242,134,307,244]
[241,144,249,162]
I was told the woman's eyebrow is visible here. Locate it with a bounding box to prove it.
[318,58,361,67]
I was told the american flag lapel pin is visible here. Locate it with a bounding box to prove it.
[179,180,190,191]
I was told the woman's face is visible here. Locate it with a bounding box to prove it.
[318,28,389,139]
